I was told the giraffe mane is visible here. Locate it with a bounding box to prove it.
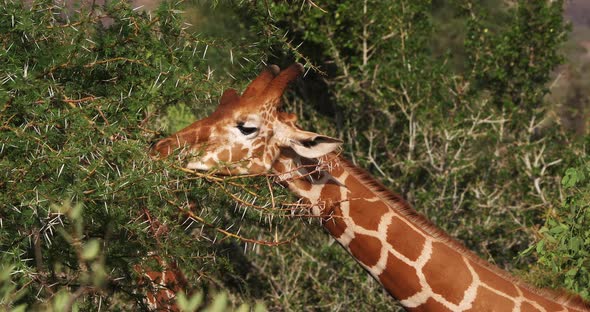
[336,156,590,311]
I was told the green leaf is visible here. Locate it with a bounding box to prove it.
[235,303,250,312]
[176,291,203,312]
[520,244,535,256]
[70,202,83,220]
[52,290,70,312]
[0,265,13,281]
[205,292,228,312]
[10,304,27,312]
[548,224,568,235]
[253,302,267,312]
[81,240,100,261]
[566,268,578,277]
[536,240,545,253]
[562,167,585,189]
[569,237,581,253]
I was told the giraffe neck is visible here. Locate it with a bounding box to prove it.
[272,151,587,312]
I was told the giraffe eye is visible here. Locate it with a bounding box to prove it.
[237,122,258,136]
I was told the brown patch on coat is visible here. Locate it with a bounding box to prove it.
[323,205,347,238]
[386,216,426,261]
[248,162,266,173]
[319,179,343,217]
[348,199,390,231]
[348,233,383,268]
[379,252,422,300]
[423,242,473,305]
[217,149,230,162]
[230,144,248,162]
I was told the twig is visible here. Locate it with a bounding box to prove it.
[266,176,276,209]
[62,96,97,104]
[174,200,297,247]
[84,57,147,68]
[305,0,327,13]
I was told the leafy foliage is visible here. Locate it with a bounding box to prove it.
[466,1,567,112]
[525,163,590,300]
[239,0,587,305]
[0,0,280,310]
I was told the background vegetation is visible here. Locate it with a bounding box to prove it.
[1,0,588,311]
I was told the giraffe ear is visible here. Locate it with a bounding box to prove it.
[289,130,342,158]
[220,88,240,105]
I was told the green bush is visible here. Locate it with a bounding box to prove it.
[0,0,277,310]
[241,0,588,304]
[524,162,590,300]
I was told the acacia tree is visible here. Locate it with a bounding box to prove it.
[0,1,283,310]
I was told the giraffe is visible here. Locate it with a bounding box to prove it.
[152,64,590,312]
[135,255,187,311]
[133,208,189,311]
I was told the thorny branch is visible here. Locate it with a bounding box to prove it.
[170,199,299,247]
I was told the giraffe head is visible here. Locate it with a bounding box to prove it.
[152,64,342,174]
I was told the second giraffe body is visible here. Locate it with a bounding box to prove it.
[153,64,589,311]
